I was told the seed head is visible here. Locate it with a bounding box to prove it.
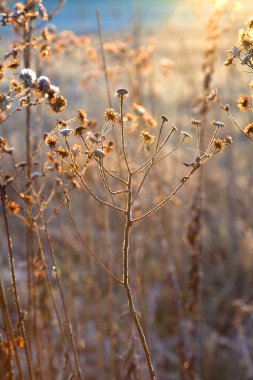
[60,128,73,137]
[86,131,103,144]
[38,3,48,20]
[37,76,51,93]
[211,120,226,128]
[20,68,36,87]
[181,131,192,138]
[44,134,58,149]
[117,88,128,96]
[237,95,250,112]
[207,89,218,102]
[6,59,19,70]
[0,94,11,111]
[133,102,146,116]
[191,119,202,126]
[50,95,67,113]
[171,124,178,131]
[104,108,120,123]
[244,122,253,136]
[55,147,69,158]
[32,171,41,178]
[78,109,88,127]
[141,131,155,144]
[75,126,86,136]
[94,148,105,159]
[71,144,81,156]
[6,201,20,215]
[225,135,233,144]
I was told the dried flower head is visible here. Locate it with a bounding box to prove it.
[10,80,22,94]
[104,108,119,123]
[141,131,155,144]
[86,132,103,144]
[6,59,19,70]
[133,102,146,116]
[55,147,69,158]
[237,95,250,111]
[78,109,88,127]
[71,144,81,156]
[225,135,233,144]
[213,139,225,151]
[20,68,36,87]
[32,171,42,179]
[239,29,253,49]
[103,142,114,153]
[181,131,192,138]
[224,57,234,66]
[0,94,11,111]
[191,119,202,126]
[207,89,218,102]
[44,134,58,149]
[60,128,73,137]
[227,46,241,58]
[50,95,67,113]
[6,200,20,215]
[0,136,7,147]
[247,18,253,29]
[93,148,106,159]
[36,76,51,94]
[244,122,253,136]
[38,3,48,20]
[117,88,128,96]
[75,126,86,136]
[211,120,226,128]
[20,192,33,205]
[213,136,232,151]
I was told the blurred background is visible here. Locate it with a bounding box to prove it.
[1,0,253,379]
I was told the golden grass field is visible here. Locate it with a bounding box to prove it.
[1,0,253,379]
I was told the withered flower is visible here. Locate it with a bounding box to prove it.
[78,109,88,128]
[104,108,119,123]
[207,89,218,102]
[103,141,114,153]
[60,128,73,137]
[36,76,51,95]
[211,120,226,128]
[191,119,202,126]
[44,134,58,149]
[6,200,20,215]
[237,95,250,111]
[50,95,67,113]
[71,144,81,156]
[93,148,105,159]
[181,131,192,139]
[20,68,36,87]
[117,88,128,96]
[55,147,69,158]
[244,122,253,136]
[6,59,19,70]
[0,94,12,112]
[141,131,155,144]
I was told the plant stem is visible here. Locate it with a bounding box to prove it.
[0,184,34,380]
[122,175,157,380]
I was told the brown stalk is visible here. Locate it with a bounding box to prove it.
[0,280,25,380]
[0,184,34,380]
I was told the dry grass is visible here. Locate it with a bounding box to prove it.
[0,1,253,379]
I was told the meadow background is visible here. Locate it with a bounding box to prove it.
[1,0,253,379]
